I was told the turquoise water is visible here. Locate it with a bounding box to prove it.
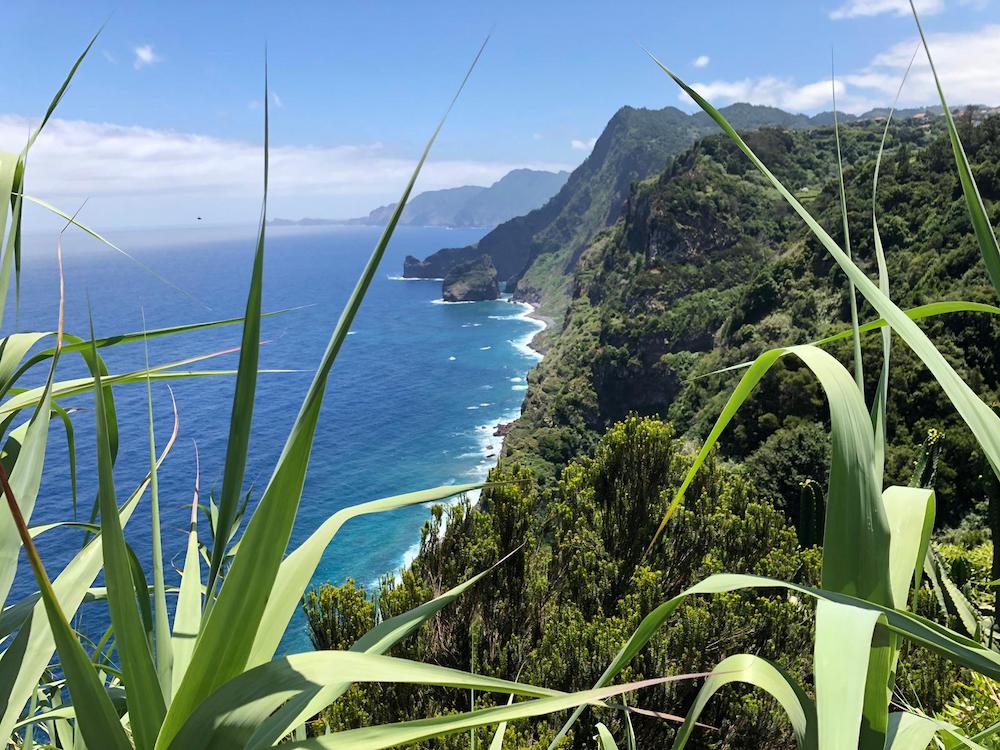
[10,223,541,652]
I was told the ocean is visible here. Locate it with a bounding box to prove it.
[10,223,542,653]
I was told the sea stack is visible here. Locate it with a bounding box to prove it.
[441,255,501,302]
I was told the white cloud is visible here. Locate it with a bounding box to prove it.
[829,0,987,19]
[133,45,162,70]
[101,50,117,65]
[2,114,574,226]
[532,132,544,140]
[693,55,710,68]
[685,76,863,112]
[271,91,284,108]
[570,137,598,151]
[679,23,1000,114]
[849,24,1000,104]
[829,0,944,19]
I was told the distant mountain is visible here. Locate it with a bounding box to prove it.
[402,101,955,325]
[270,168,569,229]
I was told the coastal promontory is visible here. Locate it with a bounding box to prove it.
[441,255,500,302]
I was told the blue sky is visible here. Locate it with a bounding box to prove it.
[6,0,1000,227]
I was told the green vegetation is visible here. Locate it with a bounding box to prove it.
[4,5,1000,750]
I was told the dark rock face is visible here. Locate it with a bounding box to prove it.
[403,246,482,279]
[441,255,500,302]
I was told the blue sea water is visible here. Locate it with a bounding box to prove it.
[9,223,542,653]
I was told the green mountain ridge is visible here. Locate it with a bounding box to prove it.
[402,102,969,331]
[271,168,569,229]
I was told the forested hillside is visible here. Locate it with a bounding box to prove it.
[308,112,1000,747]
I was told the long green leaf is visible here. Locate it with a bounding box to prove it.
[649,51,1000,504]
[158,39,489,747]
[169,651,563,750]
[696,301,1000,382]
[90,317,166,749]
[247,543,510,748]
[669,654,815,750]
[870,43,917,487]
[19,193,206,308]
[4,306,300,398]
[205,59,271,600]
[650,344,891,606]
[886,712,985,750]
[910,1,1000,302]
[595,723,620,750]
[814,600,883,749]
[549,573,1000,746]
[247,482,482,667]
[287,676,696,750]
[145,357,174,702]
[171,448,203,699]
[0,453,130,750]
[831,61,863,394]
[0,416,177,740]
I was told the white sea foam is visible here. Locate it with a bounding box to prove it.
[479,346,492,350]
[448,356,456,361]
[431,298,475,305]
[387,275,444,281]
[389,302,549,582]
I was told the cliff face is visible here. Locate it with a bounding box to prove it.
[401,104,861,324]
[403,246,481,279]
[441,255,500,302]
[504,115,1000,529]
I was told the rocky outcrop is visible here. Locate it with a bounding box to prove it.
[404,245,482,279]
[441,255,500,302]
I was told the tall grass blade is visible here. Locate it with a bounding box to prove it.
[89,315,166,748]
[667,654,815,750]
[886,712,985,749]
[595,723,620,750]
[647,50,1000,495]
[170,445,203,699]
[158,39,489,746]
[285,676,698,750]
[169,651,563,749]
[248,545,512,747]
[247,482,483,667]
[144,337,174,701]
[0,417,177,740]
[870,45,918,486]
[0,464,132,750]
[831,58,864,395]
[814,600,884,748]
[648,344,891,605]
[909,1,1000,302]
[20,193,206,308]
[205,58,271,600]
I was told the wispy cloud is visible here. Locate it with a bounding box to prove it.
[693,55,710,68]
[101,50,117,65]
[684,77,855,112]
[829,0,986,18]
[680,23,1000,114]
[570,137,597,151]
[4,114,574,226]
[133,44,163,70]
